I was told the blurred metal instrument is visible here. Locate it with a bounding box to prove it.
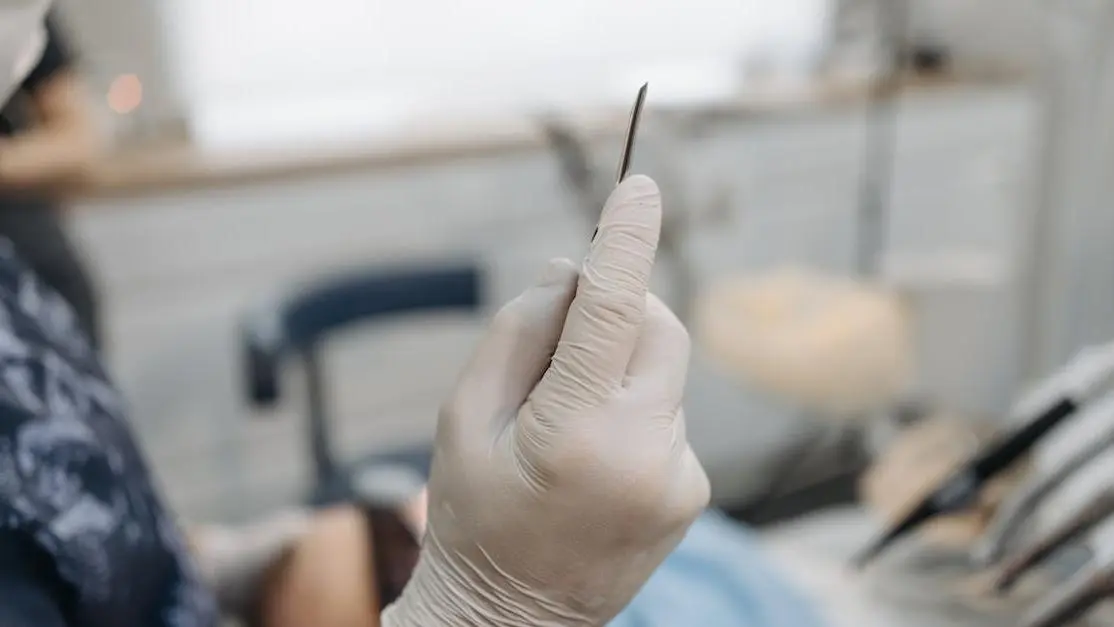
[854,341,1114,569]
[994,487,1114,593]
[853,398,1078,569]
[974,408,1114,568]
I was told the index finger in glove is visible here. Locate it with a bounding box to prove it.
[538,175,661,409]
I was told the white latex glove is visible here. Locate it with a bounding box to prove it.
[383,175,710,627]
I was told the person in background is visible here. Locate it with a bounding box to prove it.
[0,12,101,348]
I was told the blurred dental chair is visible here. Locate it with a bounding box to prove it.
[240,262,483,508]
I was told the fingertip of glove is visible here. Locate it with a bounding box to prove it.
[595,175,662,254]
[618,174,659,199]
[539,257,579,287]
[605,175,661,219]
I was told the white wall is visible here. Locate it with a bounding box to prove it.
[163,0,828,96]
[56,0,1051,145]
[1015,1,1114,380]
[162,0,830,150]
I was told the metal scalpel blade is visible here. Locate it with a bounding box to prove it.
[592,82,648,241]
[615,82,648,186]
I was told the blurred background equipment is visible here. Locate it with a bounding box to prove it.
[974,391,1114,569]
[993,488,1114,595]
[697,269,911,420]
[1018,527,1114,627]
[859,417,1023,555]
[855,340,1114,568]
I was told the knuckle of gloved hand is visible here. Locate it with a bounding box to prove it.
[681,465,712,515]
[525,427,594,486]
[631,473,701,525]
[545,432,679,507]
[635,445,708,525]
[654,498,704,534]
[656,453,709,523]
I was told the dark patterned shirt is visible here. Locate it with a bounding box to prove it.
[0,238,219,626]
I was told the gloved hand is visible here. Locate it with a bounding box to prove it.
[383,175,710,627]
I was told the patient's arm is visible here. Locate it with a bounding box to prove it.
[189,489,427,627]
[257,491,427,627]
[188,510,313,621]
[260,506,382,627]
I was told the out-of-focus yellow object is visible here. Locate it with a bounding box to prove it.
[695,268,913,417]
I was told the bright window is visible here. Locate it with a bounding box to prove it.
[160,0,830,150]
